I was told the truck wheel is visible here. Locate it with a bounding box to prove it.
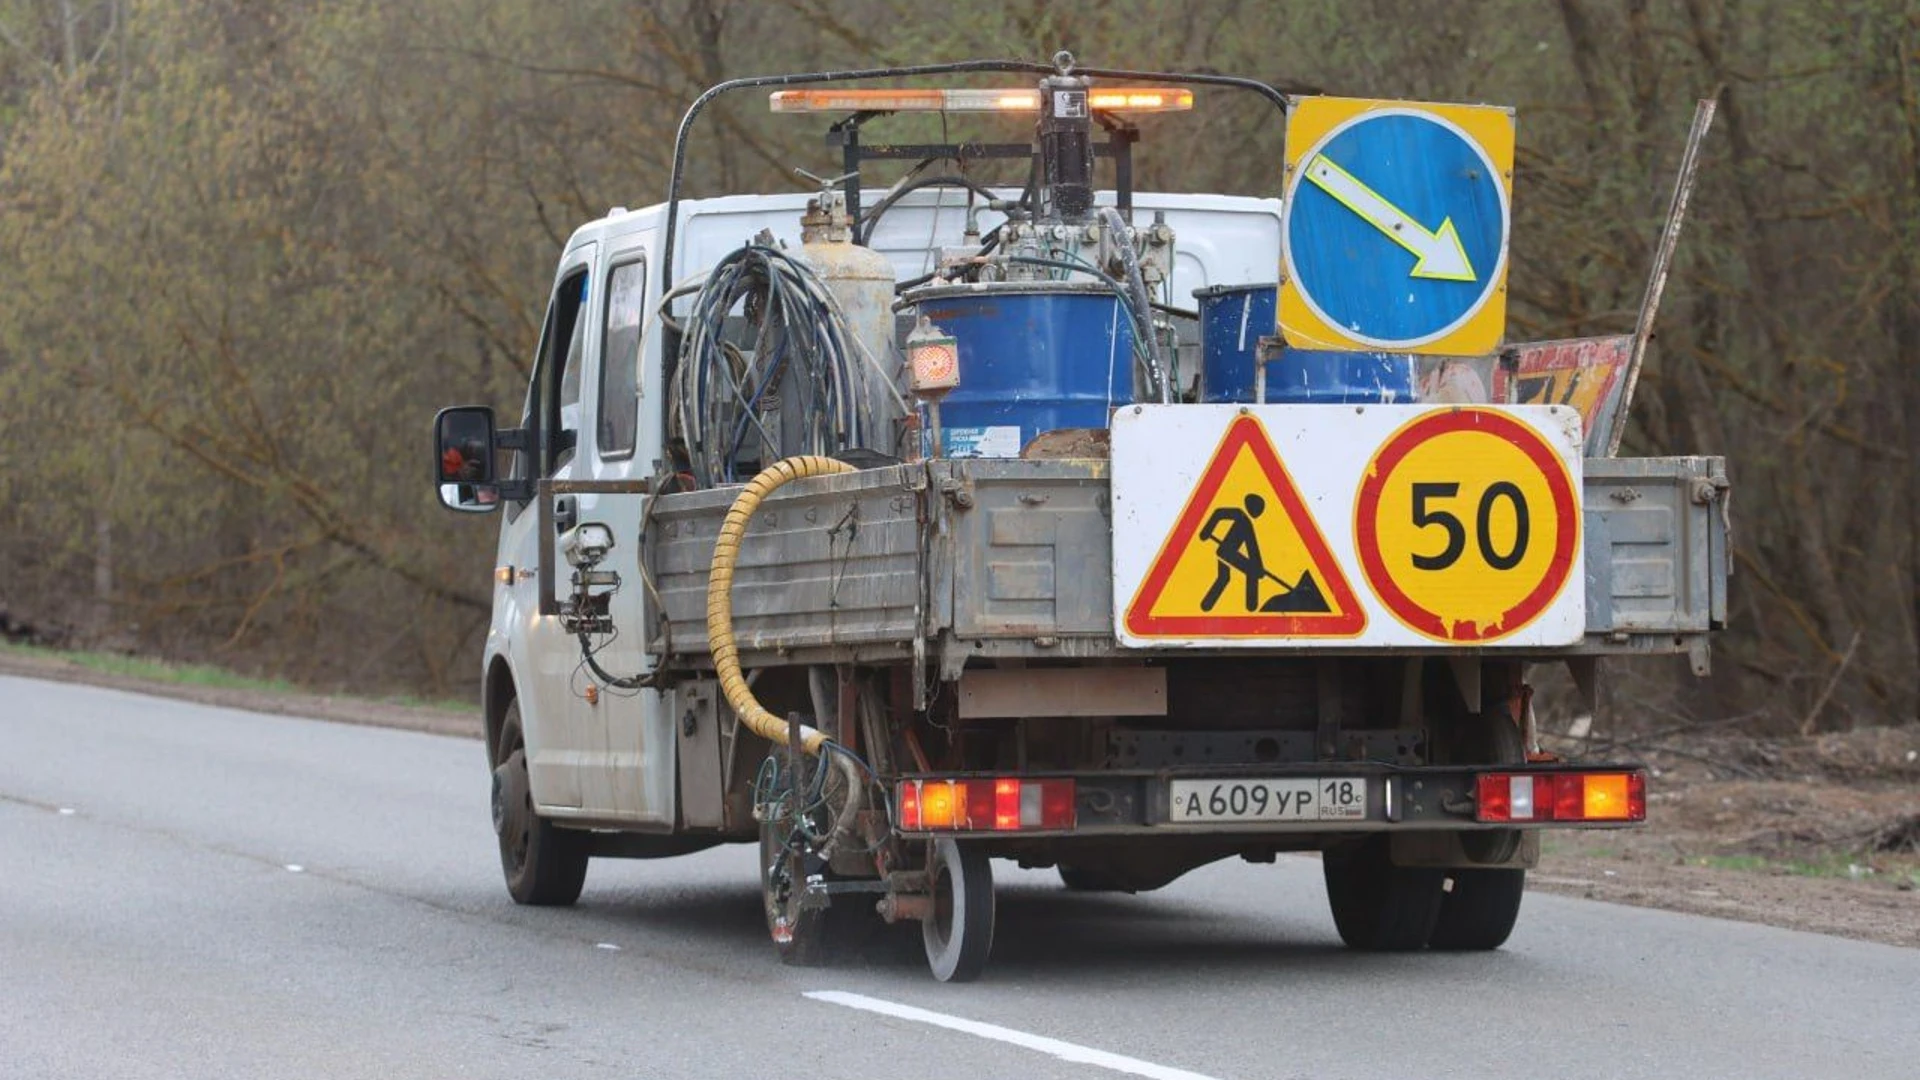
[1430,868,1526,950]
[1322,837,1444,951]
[758,819,867,966]
[923,839,994,982]
[492,702,589,906]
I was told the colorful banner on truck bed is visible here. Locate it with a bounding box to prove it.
[1493,335,1633,457]
[1113,404,1585,648]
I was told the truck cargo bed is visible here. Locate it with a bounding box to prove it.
[647,455,1729,673]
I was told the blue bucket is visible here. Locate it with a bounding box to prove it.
[1195,283,1417,404]
[1195,283,1276,403]
[906,283,1133,457]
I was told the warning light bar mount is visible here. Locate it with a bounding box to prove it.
[658,57,1303,296]
[768,86,1195,114]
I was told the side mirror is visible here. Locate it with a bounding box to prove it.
[434,406,501,514]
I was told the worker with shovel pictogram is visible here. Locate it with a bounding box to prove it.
[1198,494,1332,614]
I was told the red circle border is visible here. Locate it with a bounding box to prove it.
[1353,409,1579,643]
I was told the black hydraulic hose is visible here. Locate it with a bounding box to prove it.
[1099,206,1172,405]
[578,632,653,690]
[894,223,1006,294]
[858,175,1002,245]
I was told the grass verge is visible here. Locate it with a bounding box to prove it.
[0,641,470,713]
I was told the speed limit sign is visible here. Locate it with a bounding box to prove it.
[1353,408,1581,643]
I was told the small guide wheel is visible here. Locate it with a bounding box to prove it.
[756,750,866,966]
[922,838,995,982]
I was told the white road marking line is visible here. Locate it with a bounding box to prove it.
[804,991,1223,1080]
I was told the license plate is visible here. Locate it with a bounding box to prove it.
[1166,778,1369,823]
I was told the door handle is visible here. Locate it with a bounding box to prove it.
[554,494,577,532]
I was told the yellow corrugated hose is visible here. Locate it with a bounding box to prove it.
[705,455,856,756]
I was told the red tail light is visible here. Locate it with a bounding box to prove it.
[894,778,1077,832]
[1476,771,1645,823]
[898,780,921,829]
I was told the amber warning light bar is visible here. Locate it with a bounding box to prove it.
[770,87,1193,114]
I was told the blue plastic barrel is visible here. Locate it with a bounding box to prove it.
[1195,283,1417,404]
[1195,283,1276,403]
[906,283,1134,457]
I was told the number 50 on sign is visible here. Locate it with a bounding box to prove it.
[1354,408,1583,643]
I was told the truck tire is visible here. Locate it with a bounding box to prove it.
[492,702,589,906]
[758,819,869,967]
[1322,837,1444,951]
[1430,868,1526,950]
[924,839,994,982]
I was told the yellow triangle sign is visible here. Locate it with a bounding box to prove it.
[1125,415,1366,638]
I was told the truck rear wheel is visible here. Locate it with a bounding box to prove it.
[492,703,589,906]
[1430,868,1526,950]
[1322,837,1444,951]
[923,839,994,982]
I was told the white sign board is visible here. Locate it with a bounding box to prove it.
[1111,404,1585,649]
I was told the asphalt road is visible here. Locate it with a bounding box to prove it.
[3,675,1915,1080]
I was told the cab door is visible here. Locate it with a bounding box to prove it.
[498,244,596,812]
[570,238,675,825]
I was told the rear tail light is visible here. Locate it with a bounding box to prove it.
[1475,771,1645,823]
[895,778,1077,832]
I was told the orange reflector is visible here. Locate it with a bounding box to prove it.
[1583,773,1632,821]
[918,780,960,828]
[771,87,1191,114]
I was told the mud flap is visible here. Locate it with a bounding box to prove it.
[1391,830,1540,870]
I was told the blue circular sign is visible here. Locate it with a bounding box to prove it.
[1283,109,1508,350]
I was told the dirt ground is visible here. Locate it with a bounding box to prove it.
[6,648,1915,949]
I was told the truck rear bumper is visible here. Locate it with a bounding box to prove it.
[893,762,1647,839]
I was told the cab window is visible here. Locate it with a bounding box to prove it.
[516,268,590,484]
[599,258,647,459]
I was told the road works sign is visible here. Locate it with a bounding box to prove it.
[1112,405,1583,648]
[1124,414,1365,640]
[1493,335,1633,457]
[1280,97,1514,356]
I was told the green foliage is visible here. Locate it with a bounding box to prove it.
[0,0,1913,722]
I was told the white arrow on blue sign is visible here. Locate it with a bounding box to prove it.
[1281,102,1513,356]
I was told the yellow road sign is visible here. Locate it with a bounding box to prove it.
[1125,415,1364,639]
[1354,408,1579,642]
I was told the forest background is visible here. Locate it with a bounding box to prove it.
[0,0,1914,735]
